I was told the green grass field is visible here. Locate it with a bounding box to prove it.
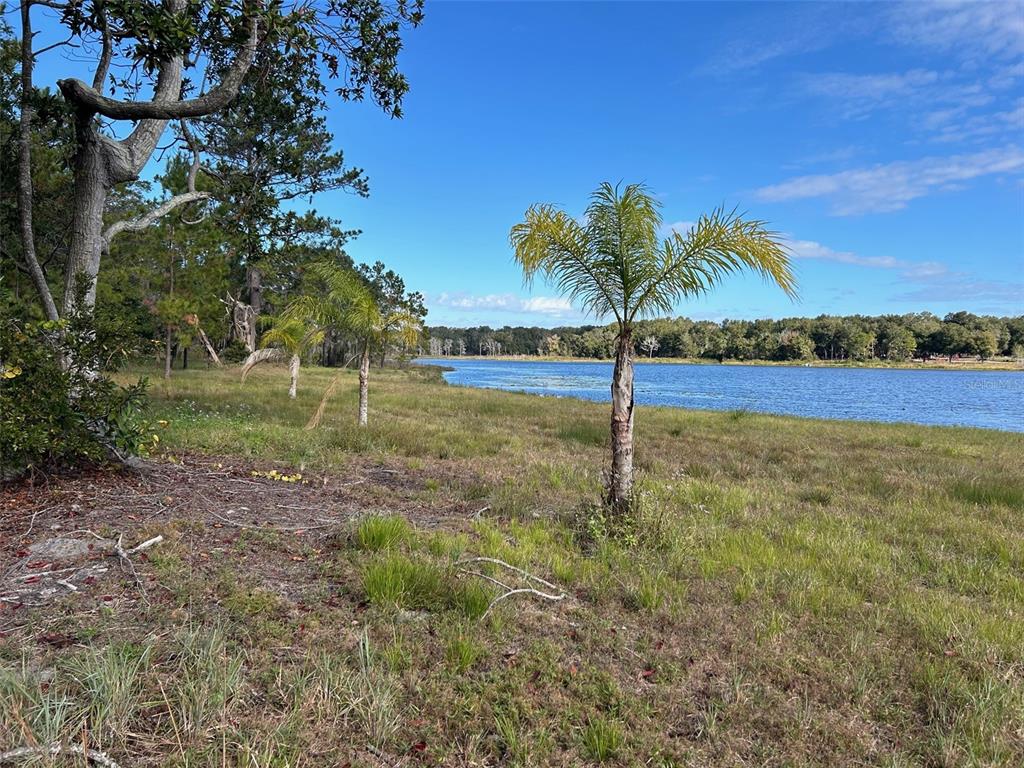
[2,362,1022,766]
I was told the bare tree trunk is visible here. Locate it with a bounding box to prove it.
[225,294,257,353]
[288,354,300,399]
[62,115,124,317]
[358,343,370,426]
[164,327,172,379]
[195,326,222,367]
[246,265,263,315]
[17,2,59,321]
[608,327,635,512]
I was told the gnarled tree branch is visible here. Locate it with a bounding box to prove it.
[91,4,113,91]
[57,15,260,122]
[102,190,209,247]
[102,119,209,249]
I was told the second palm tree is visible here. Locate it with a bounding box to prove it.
[510,182,796,514]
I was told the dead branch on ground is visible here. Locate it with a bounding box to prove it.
[456,556,568,619]
[0,743,123,767]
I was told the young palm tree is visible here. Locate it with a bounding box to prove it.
[285,262,421,426]
[241,315,324,399]
[510,182,796,513]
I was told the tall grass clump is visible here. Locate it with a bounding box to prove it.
[168,625,246,741]
[363,554,446,610]
[0,663,78,747]
[580,715,624,761]
[356,514,411,551]
[66,641,152,744]
[354,632,402,750]
[949,478,1024,510]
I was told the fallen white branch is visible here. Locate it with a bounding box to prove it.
[125,535,164,554]
[113,533,164,605]
[481,586,566,620]
[211,511,335,532]
[456,556,568,620]
[0,743,123,767]
[457,556,562,592]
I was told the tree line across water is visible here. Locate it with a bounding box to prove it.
[426,311,1024,363]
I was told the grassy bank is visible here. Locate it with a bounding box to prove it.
[432,354,1024,371]
[2,363,1022,766]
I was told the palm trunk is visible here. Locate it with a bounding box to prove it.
[358,342,370,426]
[609,327,635,512]
[288,354,300,399]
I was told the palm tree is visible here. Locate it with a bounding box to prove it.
[241,315,324,399]
[510,182,796,513]
[284,262,421,426]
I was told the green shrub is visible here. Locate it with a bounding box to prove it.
[1,317,150,479]
[221,339,250,363]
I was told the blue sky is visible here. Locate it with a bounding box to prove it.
[27,1,1024,327]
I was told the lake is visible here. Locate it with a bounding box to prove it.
[415,358,1024,432]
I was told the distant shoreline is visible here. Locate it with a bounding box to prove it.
[416,355,1024,372]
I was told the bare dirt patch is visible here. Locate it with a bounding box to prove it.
[1,454,483,619]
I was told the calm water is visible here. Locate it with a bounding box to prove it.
[415,358,1024,432]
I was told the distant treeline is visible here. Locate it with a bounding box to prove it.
[425,312,1024,362]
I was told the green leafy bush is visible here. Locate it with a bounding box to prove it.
[0,316,151,479]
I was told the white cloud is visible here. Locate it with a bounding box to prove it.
[522,296,574,314]
[433,292,582,319]
[755,146,1024,214]
[434,292,519,311]
[891,277,1024,304]
[705,3,1022,149]
[796,65,1021,147]
[785,235,1022,311]
[785,237,948,279]
[705,2,1024,77]
[886,1,1024,62]
[927,98,1024,143]
[698,3,863,75]
[799,69,942,118]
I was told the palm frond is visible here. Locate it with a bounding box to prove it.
[240,347,288,382]
[627,208,796,322]
[512,184,796,328]
[381,308,422,348]
[509,204,622,322]
[288,260,381,338]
